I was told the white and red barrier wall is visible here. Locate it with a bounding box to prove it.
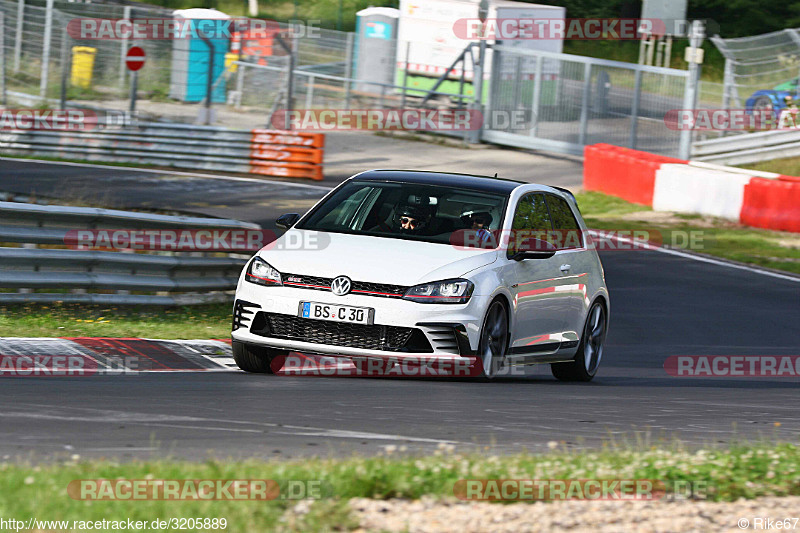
[584,144,800,233]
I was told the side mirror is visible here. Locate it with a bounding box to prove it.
[511,238,557,260]
[275,213,300,230]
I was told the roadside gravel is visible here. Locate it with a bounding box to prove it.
[348,495,800,532]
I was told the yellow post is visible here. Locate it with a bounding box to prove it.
[71,46,97,89]
[225,52,238,73]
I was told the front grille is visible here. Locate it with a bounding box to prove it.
[253,312,417,351]
[282,273,408,298]
[351,281,406,297]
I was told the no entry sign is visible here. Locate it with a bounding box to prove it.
[125,46,146,71]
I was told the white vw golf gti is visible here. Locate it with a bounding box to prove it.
[232,170,609,380]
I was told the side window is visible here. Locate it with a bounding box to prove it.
[545,194,582,250]
[508,193,552,258]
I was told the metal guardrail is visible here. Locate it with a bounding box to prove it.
[0,200,258,305]
[0,122,325,180]
[692,129,800,165]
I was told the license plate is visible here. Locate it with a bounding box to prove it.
[299,302,374,325]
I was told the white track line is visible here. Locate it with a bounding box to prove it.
[590,230,800,283]
[0,156,333,190]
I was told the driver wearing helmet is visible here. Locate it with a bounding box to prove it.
[461,210,494,244]
[395,204,430,234]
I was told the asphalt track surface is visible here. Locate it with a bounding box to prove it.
[1,159,799,461]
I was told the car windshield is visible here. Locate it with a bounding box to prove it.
[296,180,509,245]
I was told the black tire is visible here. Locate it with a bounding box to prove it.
[478,299,510,379]
[232,341,282,374]
[551,300,607,382]
[752,96,775,118]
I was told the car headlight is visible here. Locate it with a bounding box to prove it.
[245,257,282,286]
[402,278,474,304]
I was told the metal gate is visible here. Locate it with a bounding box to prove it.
[483,45,690,157]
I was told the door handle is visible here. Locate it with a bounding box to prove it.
[560,264,571,273]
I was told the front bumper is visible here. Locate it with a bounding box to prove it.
[231,282,486,360]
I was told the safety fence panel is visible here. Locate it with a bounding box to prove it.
[0,122,325,180]
[484,45,690,158]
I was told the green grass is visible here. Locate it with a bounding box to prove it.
[575,190,649,217]
[576,191,800,275]
[741,157,800,177]
[2,442,800,531]
[0,303,231,339]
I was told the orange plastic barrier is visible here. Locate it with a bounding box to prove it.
[583,144,685,205]
[251,130,325,148]
[248,130,325,180]
[740,177,800,233]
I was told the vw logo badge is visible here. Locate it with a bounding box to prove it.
[331,276,351,296]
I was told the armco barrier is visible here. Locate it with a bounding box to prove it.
[741,178,800,233]
[0,200,259,305]
[584,143,800,233]
[0,123,325,181]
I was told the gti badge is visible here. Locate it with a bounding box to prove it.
[331,276,351,296]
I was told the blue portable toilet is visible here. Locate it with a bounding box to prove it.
[353,7,399,93]
[169,8,230,103]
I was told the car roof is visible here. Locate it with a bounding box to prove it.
[350,169,525,194]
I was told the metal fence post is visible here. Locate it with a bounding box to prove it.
[59,23,69,108]
[511,56,521,114]
[400,41,410,110]
[344,31,354,110]
[679,21,704,160]
[530,55,542,136]
[13,0,22,72]
[577,61,592,146]
[287,36,296,121]
[235,63,244,109]
[468,39,486,144]
[39,0,53,99]
[629,68,642,149]
[198,30,215,125]
[129,70,137,113]
[305,74,314,109]
[722,58,734,110]
[118,5,130,90]
[0,12,6,106]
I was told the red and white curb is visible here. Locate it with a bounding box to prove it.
[0,338,354,375]
[0,338,238,374]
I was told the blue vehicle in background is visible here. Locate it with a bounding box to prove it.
[746,77,800,117]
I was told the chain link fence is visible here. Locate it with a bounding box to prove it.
[711,29,800,110]
[0,0,706,158]
[484,45,690,157]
